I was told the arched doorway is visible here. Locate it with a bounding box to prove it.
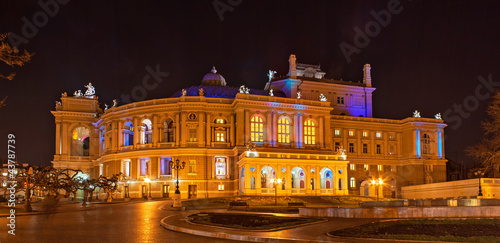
[320,168,333,189]
[261,166,276,188]
[71,126,90,156]
[360,180,370,196]
[291,167,305,189]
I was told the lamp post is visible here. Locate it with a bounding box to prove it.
[170,159,186,208]
[144,178,152,200]
[270,178,282,206]
[474,170,484,197]
[371,178,383,201]
[25,167,33,212]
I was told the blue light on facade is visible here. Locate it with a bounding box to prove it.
[416,129,421,158]
[437,131,443,158]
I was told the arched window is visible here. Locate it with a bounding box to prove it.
[124,121,134,146]
[71,126,90,156]
[422,133,431,154]
[141,119,152,144]
[250,115,264,142]
[278,117,290,143]
[292,167,306,189]
[304,120,316,145]
[163,118,174,142]
[140,158,150,176]
[320,168,332,189]
[260,166,276,188]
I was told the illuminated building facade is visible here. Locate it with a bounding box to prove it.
[51,55,446,199]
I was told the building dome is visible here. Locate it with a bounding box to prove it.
[201,66,227,86]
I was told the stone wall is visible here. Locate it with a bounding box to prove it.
[300,206,500,218]
[401,178,500,199]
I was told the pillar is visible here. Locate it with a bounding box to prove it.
[230,115,235,146]
[206,113,211,147]
[175,113,180,146]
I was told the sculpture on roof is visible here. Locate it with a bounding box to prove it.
[239,85,249,94]
[181,89,187,96]
[84,83,95,97]
[55,101,62,110]
[413,110,421,118]
[337,146,346,155]
[319,93,327,102]
[112,99,118,107]
[297,91,301,99]
[199,88,204,96]
[104,104,108,111]
[73,90,83,97]
[61,92,67,97]
[267,70,277,82]
[435,113,442,120]
[269,89,274,96]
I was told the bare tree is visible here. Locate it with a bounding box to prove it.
[96,173,122,202]
[0,33,33,80]
[467,91,500,172]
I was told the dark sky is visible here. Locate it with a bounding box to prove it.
[1,0,499,166]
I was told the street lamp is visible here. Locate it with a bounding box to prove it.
[371,178,383,201]
[474,170,484,197]
[170,159,186,208]
[25,167,33,212]
[144,178,152,200]
[270,178,282,206]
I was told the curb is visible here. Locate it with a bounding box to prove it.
[160,215,336,242]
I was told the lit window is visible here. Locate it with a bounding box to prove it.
[304,120,316,145]
[334,129,341,136]
[141,119,152,144]
[216,131,225,142]
[378,165,383,171]
[349,164,355,171]
[362,144,368,153]
[350,177,356,188]
[250,116,264,142]
[362,131,368,137]
[215,157,227,176]
[124,121,134,146]
[349,130,354,136]
[140,158,150,176]
[278,117,291,143]
[218,184,224,191]
[348,143,355,153]
[160,157,172,175]
[376,132,382,138]
[216,118,225,124]
[189,129,197,142]
[337,97,344,104]
[376,144,381,154]
[189,160,196,173]
[364,164,369,170]
[422,133,431,154]
[122,159,131,177]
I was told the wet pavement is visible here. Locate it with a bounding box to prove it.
[0,200,235,243]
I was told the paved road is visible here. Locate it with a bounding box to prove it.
[0,201,236,243]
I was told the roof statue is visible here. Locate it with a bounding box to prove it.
[267,70,277,82]
[113,99,118,107]
[61,92,67,97]
[181,89,187,96]
[337,146,346,155]
[319,93,327,102]
[55,101,61,110]
[435,113,442,120]
[413,110,421,118]
[239,85,249,94]
[73,90,83,97]
[199,88,204,96]
[297,91,301,99]
[84,83,95,97]
[269,89,274,96]
[104,104,108,110]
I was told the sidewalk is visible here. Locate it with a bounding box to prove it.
[0,198,153,217]
[160,207,455,243]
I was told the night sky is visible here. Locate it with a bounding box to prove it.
[1,1,499,167]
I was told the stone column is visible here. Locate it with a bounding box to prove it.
[55,122,61,155]
[245,110,250,145]
[199,112,205,147]
[267,112,272,146]
[62,123,69,156]
[152,115,158,147]
[319,116,324,149]
[272,111,277,147]
[230,115,235,146]
[180,113,186,147]
[111,120,118,152]
[206,113,211,147]
[175,113,180,147]
[118,121,123,149]
[133,117,138,148]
